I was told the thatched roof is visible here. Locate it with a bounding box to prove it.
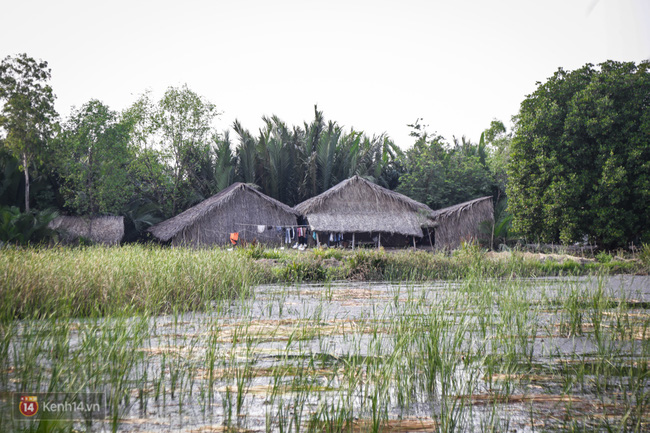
[430,196,494,249]
[430,196,493,221]
[294,175,434,236]
[49,215,124,245]
[148,183,299,242]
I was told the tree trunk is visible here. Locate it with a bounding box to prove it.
[88,144,95,214]
[22,153,30,212]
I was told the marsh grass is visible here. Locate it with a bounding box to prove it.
[0,245,648,432]
[0,245,261,320]
[1,244,641,321]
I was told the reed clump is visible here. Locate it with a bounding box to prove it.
[0,244,642,320]
[0,245,261,320]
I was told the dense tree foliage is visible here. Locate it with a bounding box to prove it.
[15,52,648,250]
[124,86,220,217]
[53,100,133,215]
[232,107,403,206]
[480,120,511,200]
[0,53,509,244]
[508,61,650,248]
[396,123,497,210]
[0,54,57,212]
[0,68,505,242]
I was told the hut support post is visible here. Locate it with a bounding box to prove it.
[378,233,381,249]
[413,236,416,249]
[352,233,355,250]
[316,232,320,247]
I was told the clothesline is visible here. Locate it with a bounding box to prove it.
[235,223,311,228]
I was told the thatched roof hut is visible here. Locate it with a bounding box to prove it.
[430,196,493,249]
[148,183,299,246]
[294,175,434,238]
[49,215,124,245]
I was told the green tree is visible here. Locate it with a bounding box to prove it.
[508,60,650,248]
[182,130,237,200]
[258,116,293,203]
[0,148,58,210]
[481,119,511,199]
[54,100,134,215]
[156,85,218,214]
[212,131,236,193]
[122,91,174,218]
[231,107,402,206]
[0,54,57,212]
[397,125,494,210]
[233,119,258,185]
[123,86,219,217]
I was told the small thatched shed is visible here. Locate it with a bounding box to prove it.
[49,215,124,245]
[148,183,299,247]
[430,196,494,250]
[294,175,434,246]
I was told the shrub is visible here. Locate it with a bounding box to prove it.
[280,259,327,282]
[241,242,266,259]
[346,249,388,280]
[0,206,58,246]
[311,247,344,261]
[639,243,650,272]
[595,251,613,263]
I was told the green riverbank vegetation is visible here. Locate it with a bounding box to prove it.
[0,244,645,321]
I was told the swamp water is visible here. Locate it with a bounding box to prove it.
[1,275,649,432]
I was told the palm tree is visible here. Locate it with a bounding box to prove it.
[258,116,292,203]
[233,120,257,185]
[316,120,340,193]
[213,131,236,192]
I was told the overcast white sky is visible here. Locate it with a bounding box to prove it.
[2,0,649,148]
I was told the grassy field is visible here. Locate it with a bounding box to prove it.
[0,244,644,320]
[0,245,648,432]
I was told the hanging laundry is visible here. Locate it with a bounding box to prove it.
[229,232,239,246]
[285,227,294,244]
[257,225,265,233]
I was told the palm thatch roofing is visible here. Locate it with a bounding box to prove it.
[294,175,434,237]
[430,196,493,249]
[49,215,124,245]
[148,182,299,246]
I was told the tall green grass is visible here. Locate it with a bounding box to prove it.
[0,245,263,320]
[0,244,642,320]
